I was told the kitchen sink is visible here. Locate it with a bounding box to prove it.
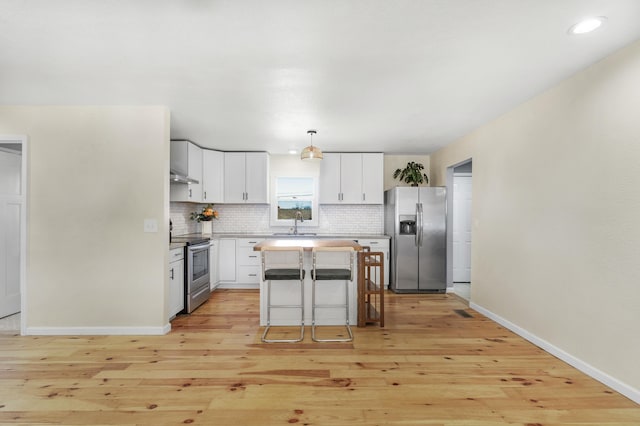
[271,232,317,236]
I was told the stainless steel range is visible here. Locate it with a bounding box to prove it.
[173,236,211,313]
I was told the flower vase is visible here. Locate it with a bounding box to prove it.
[201,220,212,235]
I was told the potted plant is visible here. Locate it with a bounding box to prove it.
[393,162,429,186]
[190,204,219,234]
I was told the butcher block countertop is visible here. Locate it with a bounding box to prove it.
[253,239,362,252]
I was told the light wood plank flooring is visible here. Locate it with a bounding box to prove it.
[1,289,638,425]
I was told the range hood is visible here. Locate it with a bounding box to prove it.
[170,169,199,184]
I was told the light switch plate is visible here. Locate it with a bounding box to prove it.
[143,218,158,233]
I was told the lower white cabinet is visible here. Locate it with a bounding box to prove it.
[169,248,185,319]
[210,239,220,290]
[218,239,236,283]
[237,238,263,284]
[217,238,264,288]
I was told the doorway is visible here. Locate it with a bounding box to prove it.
[446,159,472,301]
[0,136,27,333]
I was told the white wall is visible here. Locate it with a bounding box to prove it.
[0,106,170,334]
[430,40,640,398]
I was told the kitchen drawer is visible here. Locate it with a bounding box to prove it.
[237,265,261,283]
[238,246,261,265]
[356,239,388,249]
[238,238,264,248]
[169,247,184,262]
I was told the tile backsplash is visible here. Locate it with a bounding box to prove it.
[170,202,384,235]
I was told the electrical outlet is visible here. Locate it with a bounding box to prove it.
[143,219,158,233]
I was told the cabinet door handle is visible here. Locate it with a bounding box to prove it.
[249,255,257,258]
[363,193,365,201]
[369,241,378,244]
[203,191,207,200]
[170,268,174,280]
[248,273,257,277]
[189,188,192,198]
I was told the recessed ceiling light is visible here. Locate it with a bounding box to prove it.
[569,16,607,35]
[288,149,297,155]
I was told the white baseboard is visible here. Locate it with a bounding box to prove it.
[24,323,171,336]
[470,302,640,405]
[217,283,259,290]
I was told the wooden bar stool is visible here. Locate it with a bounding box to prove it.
[261,246,305,343]
[311,247,354,342]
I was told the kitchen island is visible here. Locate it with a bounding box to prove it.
[253,239,362,326]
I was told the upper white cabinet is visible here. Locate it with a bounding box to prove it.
[319,153,383,204]
[361,153,384,204]
[170,140,203,203]
[202,150,224,204]
[224,152,269,203]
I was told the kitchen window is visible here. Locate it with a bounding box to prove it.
[270,176,319,227]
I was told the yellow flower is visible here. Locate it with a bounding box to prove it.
[190,204,219,222]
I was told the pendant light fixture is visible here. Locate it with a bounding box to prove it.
[301,129,323,160]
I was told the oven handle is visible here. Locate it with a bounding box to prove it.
[188,243,210,253]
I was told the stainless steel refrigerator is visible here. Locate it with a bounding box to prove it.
[384,187,447,293]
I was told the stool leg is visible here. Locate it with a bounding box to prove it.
[261,279,272,342]
[312,278,353,343]
[311,275,317,342]
[344,278,353,341]
[299,276,305,340]
[262,278,305,343]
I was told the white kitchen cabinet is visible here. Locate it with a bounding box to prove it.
[170,140,203,203]
[169,248,185,319]
[236,238,263,285]
[361,153,384,204]
[202,150,224,204]
[318,153,342,203]
[218,239,236,283]
[224,152,269,203]
[340,153,363,203]
[216,238,263,288]
[209,239,220,290]
[319,153,383,204]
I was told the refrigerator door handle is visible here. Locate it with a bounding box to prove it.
[417,203,424,246]
[413,203,420,247]
[415,203,420,246]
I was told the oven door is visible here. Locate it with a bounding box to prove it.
[188,243,210,292]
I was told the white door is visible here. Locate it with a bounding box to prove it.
[339,153,363,203]
[244,152,269,203]
[202,150,224,203]
[0,147,22,318]
[361,153,384,204]
[452,174,472,282]
[223,153,247,203]
[318,153,342,203]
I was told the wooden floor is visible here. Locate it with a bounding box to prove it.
[0,290,638,425]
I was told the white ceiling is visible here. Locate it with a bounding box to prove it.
[2,1,639,154]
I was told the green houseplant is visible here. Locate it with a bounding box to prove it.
[393,162,429,186]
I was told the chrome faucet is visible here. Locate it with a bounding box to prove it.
[293,210,304,235]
